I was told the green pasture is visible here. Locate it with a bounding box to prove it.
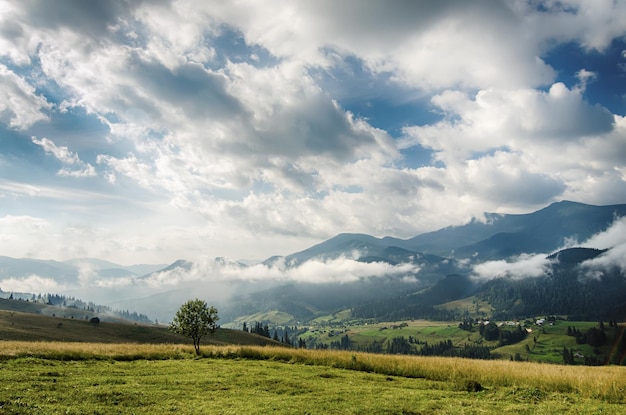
[305,317,623,365]
[312,320,487,349]
[1,343,625,414]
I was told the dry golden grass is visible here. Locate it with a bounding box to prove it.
[0,341,196,360]
[238,346,626,401]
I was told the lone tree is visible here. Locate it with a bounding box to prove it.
[169,299,219,355]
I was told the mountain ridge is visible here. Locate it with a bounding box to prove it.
[1,200,625,324]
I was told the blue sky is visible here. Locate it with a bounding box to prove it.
[1,0,625,265]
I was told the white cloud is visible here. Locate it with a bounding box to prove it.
[126,255,421,291]
[32,137,80,164]
[202,1,555,90]
[579,217,626,274]
[472,253,554,281]
[582,216,626,250]
[31,137,97,178]
[402,83,614,160]
[398,82,619,213]
[524,0,626,52]
[57,165,97,178]
[0,275,62,293]
[0,64,51,129]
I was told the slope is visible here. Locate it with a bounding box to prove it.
[0,307,277,346]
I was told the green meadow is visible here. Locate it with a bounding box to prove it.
[303,318,626,364]
[1,342,625,414]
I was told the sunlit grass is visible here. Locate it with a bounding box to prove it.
[2,341,625,404]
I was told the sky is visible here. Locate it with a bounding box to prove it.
[1,0,626,266]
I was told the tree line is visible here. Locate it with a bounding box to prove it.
[242,321,307,348]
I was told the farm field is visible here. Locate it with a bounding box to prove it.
[0,342,625,414]
[303,317,626,364]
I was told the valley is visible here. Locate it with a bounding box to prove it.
[2,200,626,368]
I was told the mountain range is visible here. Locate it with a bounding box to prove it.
[1,200,625,324]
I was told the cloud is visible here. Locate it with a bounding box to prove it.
[204,0,556,90]
[525,0,626,52]
[472,253,554,281]
[582,215,626,250]
[397,82,619,213]
[471,215,626,282]
[580,216,626,274]
[0,64,51,129]
[402,83,614,160]
[0,275,62,293]
[31,137,97,177]
[137,255,421,289]
[32,137,80,164]
[0,0,625,266]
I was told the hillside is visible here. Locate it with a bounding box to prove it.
[0,307,277,346]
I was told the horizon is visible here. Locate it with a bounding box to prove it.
[1,1,626,266]
[2,199,621,266]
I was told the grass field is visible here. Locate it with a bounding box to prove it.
[1,341,625,414]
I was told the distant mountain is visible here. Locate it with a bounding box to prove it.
[403,201,626,259]
[282,233,392,265]
[0,256,76,282]
[266,201,626,265]
[2,200,625,324]
[0,256,167,284]
[228,201,626,324]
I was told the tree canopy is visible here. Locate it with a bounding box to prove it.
[169,299,219,355]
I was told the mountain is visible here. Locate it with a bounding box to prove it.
[282,233,392,264]
[474,246,626,321]
[0,256,76,282]
[266,201,626,266]
[403,200,626,259]
[0,256,167,284]
[1,200,625,324]
[226,201,626,324]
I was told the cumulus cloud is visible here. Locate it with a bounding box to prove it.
[402,83,614,160]
[204,0,556,90]
[0,0,625,265]
[398,81,619,213]
[32,137,80,164]
[525,0,626,52]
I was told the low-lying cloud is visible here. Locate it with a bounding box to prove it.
[0,274,62,293]
[135,255,421,288]
[62,255,421,321]
[580,216,626,275]
[471,253,554,281]
[471,215,626,281]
